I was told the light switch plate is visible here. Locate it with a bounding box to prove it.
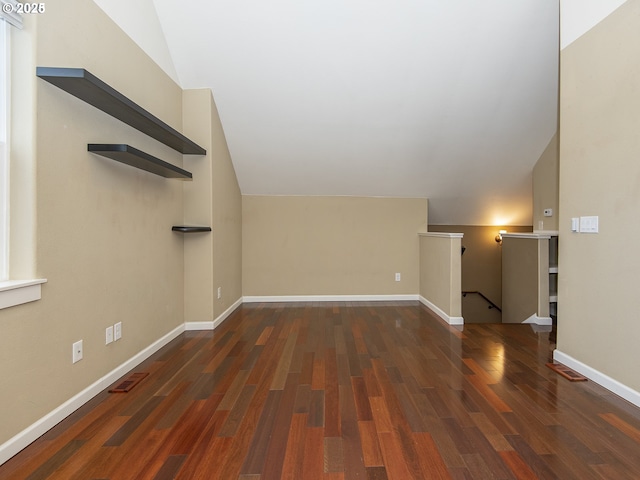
[571,217,579,232]
[580,216,599,233]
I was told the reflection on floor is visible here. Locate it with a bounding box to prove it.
[1,302,638,479]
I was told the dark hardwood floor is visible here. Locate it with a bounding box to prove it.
[2,302,640,479]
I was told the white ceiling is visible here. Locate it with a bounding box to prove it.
[95,0,561,225]
[560,0,627,49]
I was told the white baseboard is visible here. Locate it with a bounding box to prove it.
[0,323,185,466]
[522,314,553,326]
[419,295,464,325]
[553,349,640,408]
[185,297,243,331]
[242,294,419,303]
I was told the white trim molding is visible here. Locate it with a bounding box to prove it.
[419,295,464,325]
[553,350,640,409]
[418,232,464,238]
[0,278,47,309]
[501,232,552,240]
[522,313,553,326]
[0,0,23,29]
[242,294,420,303]
[185,297,243,331]
[0,323,184,465]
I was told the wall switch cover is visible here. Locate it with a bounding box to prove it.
[571,217,580,232]
[544,208,553,217]
[580,216,599,233]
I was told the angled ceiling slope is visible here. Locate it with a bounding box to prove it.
[96,0,559,225]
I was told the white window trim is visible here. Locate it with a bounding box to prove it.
[0,1,23,29]
[0,12,46,309]
[0,18,8,281]
[0,279,46,309]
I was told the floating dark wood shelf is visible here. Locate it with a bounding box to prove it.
[88,144,192,180]
[37,67,206,155]
[172,226,212,233]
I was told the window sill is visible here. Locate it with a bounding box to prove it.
[0,279,47,309]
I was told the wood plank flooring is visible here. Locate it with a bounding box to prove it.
[2,302,640,479]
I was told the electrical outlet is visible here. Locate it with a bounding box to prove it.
[395,273,401,282]
[72,340,83,363]
[114,322,122,341]
[217,287,221,299]
[105,326,114,345]
[543,208,553,217]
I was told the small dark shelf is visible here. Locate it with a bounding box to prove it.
[172,226,212,233]
[88,144,192,180]
[37,67,206,155]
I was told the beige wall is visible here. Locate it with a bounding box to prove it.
[429,225,531,323]
[242,196,427,296]
[429,225,531,306]
[182,90,242,322]
[419,234,462,319]
[210,95,242,316]
[533,133,559,232]
[183,90,215,323]
[0,1,187,444]
[558,0,640,392]
[501,236,548,324]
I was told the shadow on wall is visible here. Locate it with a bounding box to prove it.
[429,225,533,323]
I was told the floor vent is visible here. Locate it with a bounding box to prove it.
[546,363,587,382]
[109,372,149,393]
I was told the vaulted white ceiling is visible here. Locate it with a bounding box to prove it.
[95,0,561,225]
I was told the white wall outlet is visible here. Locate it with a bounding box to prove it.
[114,322,122,341]
[543,208,553,217]
[217,287,222,299]
[105,326,114,345]
[395,273,401,282]
[72,340,83,363]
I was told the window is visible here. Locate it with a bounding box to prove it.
[0,0,23,280]
[0,17,8,281]
[0,2,45,308]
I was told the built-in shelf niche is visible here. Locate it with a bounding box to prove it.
[88,144,192,180]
